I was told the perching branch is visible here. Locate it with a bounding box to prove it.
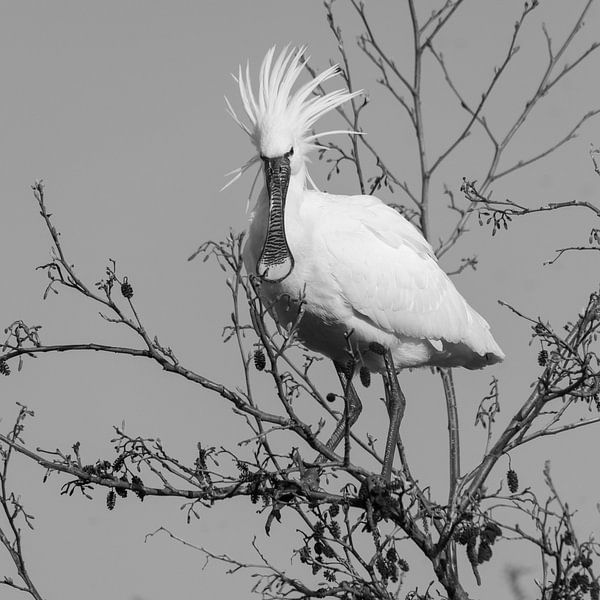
[0,405,45,600]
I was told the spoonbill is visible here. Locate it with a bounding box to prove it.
[225,46,504,480]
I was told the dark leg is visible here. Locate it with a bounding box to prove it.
[439,368,460,504]
[381,350,406,481]
[315,361,362,465]
[439,367,460,584]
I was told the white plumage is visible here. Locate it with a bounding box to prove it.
[228,46,504,374]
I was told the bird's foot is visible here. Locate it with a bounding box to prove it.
[358,474,389,501]
[292,450,323,491]
[300,465,322,491]
[358,475,403,520]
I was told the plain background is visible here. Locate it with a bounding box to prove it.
[1,2,599,598]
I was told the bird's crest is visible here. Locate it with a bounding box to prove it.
[224,45,363,190]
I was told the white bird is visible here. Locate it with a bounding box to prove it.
[226,46,504,479]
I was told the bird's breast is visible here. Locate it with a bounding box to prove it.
[244,194,349,355]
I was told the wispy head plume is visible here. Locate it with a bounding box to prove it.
[224,45,363,189]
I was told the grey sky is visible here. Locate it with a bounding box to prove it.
[1,2,599,598]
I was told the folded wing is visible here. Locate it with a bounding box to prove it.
[322,195,504,361]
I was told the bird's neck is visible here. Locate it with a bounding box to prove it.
[288,163,308,197]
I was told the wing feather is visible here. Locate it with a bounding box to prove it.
[319,195,503,359]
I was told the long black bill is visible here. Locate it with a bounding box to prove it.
[257,154,295,282]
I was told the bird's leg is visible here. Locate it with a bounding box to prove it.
[302,363,361,489]
[381,350,406,482]
[439,368,460,505]
[385,401,412,480]
[439,367,460,583]
[315,361,362,465]
[341,361,358,468]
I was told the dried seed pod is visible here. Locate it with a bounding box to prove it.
[376,557,389,580]
[477,540,493,564]
[115,484,128,499]
[386,547,398,563]
[120,277,133,299]
[369,342,386,355]
[112,454,126,472]
[456,524,478,545]
[507,469,519,493]
[359,366,371,388]
[481,522,502,545]
[466,536,478,569]
[538,349,548,366]
[326,392,337,403]
[581,556,593,568]
[253,348,266,371]
[397,558,409,573]
[96,460,112,475]
[328,521,341,539]
[0,360,10,376]
[106,489,116,511]
[563,531,574,546]
[131,475,145,501]
[298,545,310,564]
[570,573,590,593]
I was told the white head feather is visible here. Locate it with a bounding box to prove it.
[223,45,362,190]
